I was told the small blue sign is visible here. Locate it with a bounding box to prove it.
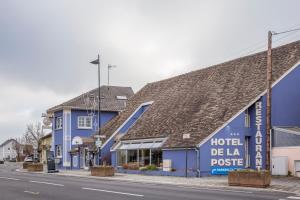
[211,167,241,175]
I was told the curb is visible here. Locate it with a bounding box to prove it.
[15,168,300,195]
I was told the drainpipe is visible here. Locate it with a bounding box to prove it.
[185,148,188,177]
[195,148,200,177]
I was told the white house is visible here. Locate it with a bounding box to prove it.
[0,139,18,161]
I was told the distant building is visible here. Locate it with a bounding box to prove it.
[39,133,52,164]
[97,41,300,177]
[272,127,300,177]
[0,139,18,161]
[47,86,134,169]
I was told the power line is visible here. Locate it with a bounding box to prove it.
[236,26,300,57]
[273,27,300,35]
[210,24,300,67]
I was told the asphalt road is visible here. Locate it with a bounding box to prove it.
[0,162,298,200]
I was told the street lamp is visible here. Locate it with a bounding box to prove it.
[90,54,101,165]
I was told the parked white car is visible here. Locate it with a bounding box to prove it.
[24,156,33,162]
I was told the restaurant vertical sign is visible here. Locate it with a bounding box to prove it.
[255,101,263,170]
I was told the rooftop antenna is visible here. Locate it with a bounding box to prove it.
[108,64,117,87]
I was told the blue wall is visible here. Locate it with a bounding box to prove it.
[70,110,117,143]
[53,109,118,168]
[119,105,150,134]
[199,97,267,176]
[53,111,63,167]
[105,104,150,164]
[163,149,197,176]
[200,112,247,176]
[272,64,300,126]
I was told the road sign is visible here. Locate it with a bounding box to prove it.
[95,140,102,148]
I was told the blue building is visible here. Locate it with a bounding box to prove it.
[98,41,300,176]
[47,86,134,169]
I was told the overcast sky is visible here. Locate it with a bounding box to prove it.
[0,0,299,144]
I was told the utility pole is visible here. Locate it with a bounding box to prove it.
[266,31,272,171]
[97,54,101,134]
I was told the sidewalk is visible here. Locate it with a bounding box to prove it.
[43,169,300,195]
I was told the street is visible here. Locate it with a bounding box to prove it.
[0,163,298,200]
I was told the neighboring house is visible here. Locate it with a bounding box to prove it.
[97,40,300,177]
[272,127,300,177]
[47,85,134,169]
[0,139,18,161]
[39,133,52,164]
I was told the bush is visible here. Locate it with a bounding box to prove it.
[139,167,148,171]
[139,165,158,171]
[234,169,270,174]
[123,162,139,170]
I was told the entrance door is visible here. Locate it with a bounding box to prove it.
[272,156,288,175]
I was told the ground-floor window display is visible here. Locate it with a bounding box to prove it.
[116,139,165,168]
[117,149,162,168]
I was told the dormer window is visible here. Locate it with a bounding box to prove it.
[116,96,127,100]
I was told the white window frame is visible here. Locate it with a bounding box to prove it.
[245,137,250,168]
[55,145,62,158]
[55,117,63,130]
[77,116,93,129]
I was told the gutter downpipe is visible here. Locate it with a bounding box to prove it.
[195,148,200,177]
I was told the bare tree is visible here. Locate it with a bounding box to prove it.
[24,122,44,153]
[12,138,23,162]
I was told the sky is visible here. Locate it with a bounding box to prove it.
[0,0,300,144]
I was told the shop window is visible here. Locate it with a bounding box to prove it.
[151,149,163,167]
[128,150,138,163]
[138,149,150,166]
[117,150,126,166]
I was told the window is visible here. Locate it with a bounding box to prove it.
[77,116,92,129]
[117,149,163,167]
[55,145,62,158]
[55,117,63,130]
[245,109,250,128]
[151,149,163,167]
[117,150,126,166]
[245,136,250,168]
[138,149,150,166]
[116,95,127,100]
[128,150,138,163]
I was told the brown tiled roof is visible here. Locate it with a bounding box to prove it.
[100,41,300,148]
[47,86,134,113]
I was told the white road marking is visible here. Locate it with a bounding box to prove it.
[177,186,253,194]
[288,196,300,199]
[82,187,144,197]
[24,191,39,195]
[30,180,64,187]
[0,176,20,181]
